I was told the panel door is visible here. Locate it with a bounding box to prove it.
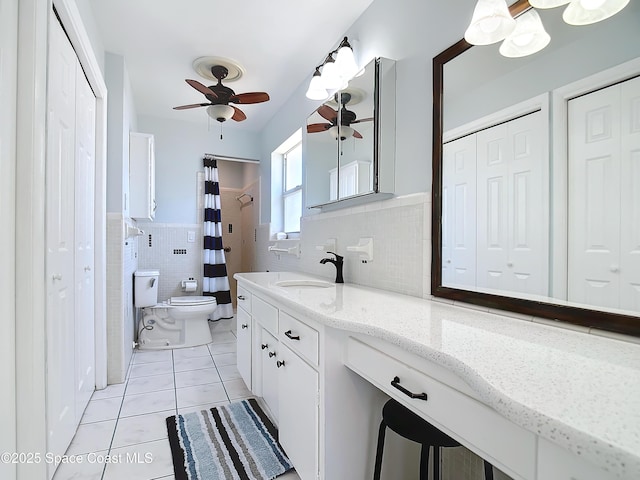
[236,307,252,389]
[278,344,318,480]
[477,111,547,295]
[568,83,622,308]
[442,134,477,288]
[45,16,77,472]
[74,65,96,422]
[619,76,640,311]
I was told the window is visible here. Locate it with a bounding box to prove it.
[282,142,302,232]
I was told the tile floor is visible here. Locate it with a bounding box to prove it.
[52,324,300,480]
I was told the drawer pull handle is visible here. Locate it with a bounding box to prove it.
[391,376,428,401]
[261,343,268,350]
[241,324,248,329]
[284,330,300,340]
[237,295,246,300]
[277,360,285,368]
[269,351,276,358]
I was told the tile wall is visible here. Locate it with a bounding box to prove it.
[258,193,430,298]
[136,222,204,302]
[106,213,138,384]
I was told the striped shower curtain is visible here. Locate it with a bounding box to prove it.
[203,156,233,320]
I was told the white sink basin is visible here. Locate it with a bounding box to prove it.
[274,279,333,288]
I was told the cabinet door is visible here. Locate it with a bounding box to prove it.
[261,329,279,422]
[278,344,319,480]
[129,132,155,220]
[236,307,252,390]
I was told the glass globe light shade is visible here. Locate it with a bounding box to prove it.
[563,0,630,25]
[329,125,354,141]
[306,73,329,100]
[335,44,359,81]
[529,0,571,8]
[207,104,235,122]
[320,59,343,90]
[464,0,517,45]
[499,9,551,58]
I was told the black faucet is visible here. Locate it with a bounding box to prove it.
[319,251,344,284]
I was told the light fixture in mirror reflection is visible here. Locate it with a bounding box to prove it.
[433,0,640,336]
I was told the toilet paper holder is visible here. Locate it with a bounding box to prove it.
[181,279,198,292]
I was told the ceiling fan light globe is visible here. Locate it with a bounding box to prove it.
[207,104,235,122]
[329,125,354,141]
[499,9,550,58]
[464,0,516,45]
[563,0,629,24]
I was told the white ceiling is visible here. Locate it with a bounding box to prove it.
[89,0,375,131]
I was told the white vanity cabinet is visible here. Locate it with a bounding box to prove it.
[129,132,156,220]
[236,304,252,389]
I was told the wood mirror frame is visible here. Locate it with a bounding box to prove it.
[430,0,640,337]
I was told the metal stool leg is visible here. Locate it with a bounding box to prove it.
[433,446,440,480]
[483,460,494,480]
[373,420,387,480]
[419,444,430,479]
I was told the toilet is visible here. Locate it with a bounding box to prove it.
[134,270,217,350]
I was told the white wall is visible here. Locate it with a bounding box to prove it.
[258,0,473,224]
[137,115,261,224]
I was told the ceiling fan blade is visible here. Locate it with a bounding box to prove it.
[230,92,270,104]
[232,106,247,122]
[352,117,374,124]
[307,123,331,133]
[173,103,211,110]
[353,129,363,139]
[318,105,338,122]
[185,79,218,99]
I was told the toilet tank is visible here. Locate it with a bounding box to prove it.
[134,270,160,307]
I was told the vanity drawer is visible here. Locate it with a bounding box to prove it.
[236,285,252,313]
[252,295,278,336]
[345,337,536,480]
[279,312,319,367]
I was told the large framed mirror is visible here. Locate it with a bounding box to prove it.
[306,57,396,208]
[432,0,640,336]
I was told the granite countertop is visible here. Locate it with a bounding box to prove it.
[235,271,640,480]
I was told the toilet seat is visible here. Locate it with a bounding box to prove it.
[169,296,217,306]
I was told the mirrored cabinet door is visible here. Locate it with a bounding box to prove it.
[305,57,395,209]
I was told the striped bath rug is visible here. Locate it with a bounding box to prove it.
[166,398,293,480]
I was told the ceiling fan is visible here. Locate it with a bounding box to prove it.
[307,92,373,140]
[173,65,270,122]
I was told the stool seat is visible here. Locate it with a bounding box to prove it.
[374,399,493,480]
[382,399,460,447]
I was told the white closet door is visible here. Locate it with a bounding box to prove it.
[619,76,640,311]
[74,65,96,421]
[442,134,477,288]
[568,84,622,308]
[476,112,547,295]
[46,16,78,470]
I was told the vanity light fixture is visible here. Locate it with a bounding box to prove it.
[563,0,630,25]
[529,0,570,7]
[464,0,516,45]
[466,0,631,57]
[305,36,359,100]
[499,9,551,57]
[305,67,328,100]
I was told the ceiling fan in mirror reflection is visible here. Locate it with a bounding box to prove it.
[307,92,373,141]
